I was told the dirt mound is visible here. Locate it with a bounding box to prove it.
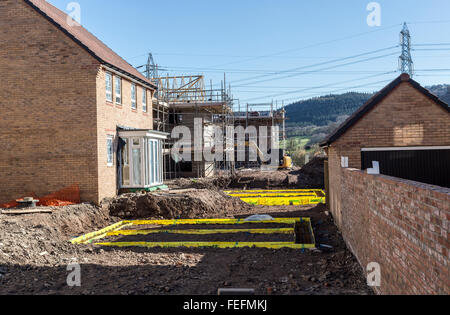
[0,203,112,266]
[288,156,326,188]
[229,170,291,189]
[167,176,233,190]
[108,189,251,219]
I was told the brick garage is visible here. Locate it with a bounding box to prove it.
[321,74,450,294]
[0,0,157,204]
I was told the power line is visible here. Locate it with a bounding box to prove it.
[210,23,403,68]
[156,67,398,75]
[222,46,398,87]
[408,19,450,25]
[234,85,390,93]
[413,48,450,51]
[241,71,397,102]
[414,43,450,46]
[280,78,395,104]
[238,51,399,87]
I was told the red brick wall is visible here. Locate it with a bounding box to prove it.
[338,169,449,294]
[95,68,155,202]
[0,0,100,203]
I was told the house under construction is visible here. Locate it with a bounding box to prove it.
[233,102,286,169]
[148,68,286,179]
[151,75,233,179]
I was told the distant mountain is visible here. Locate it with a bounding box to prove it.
[285,84,449,127]
[285,92,373,126]
[427,84,450,104]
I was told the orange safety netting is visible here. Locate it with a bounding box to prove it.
[0,193,38,209]
[0,184,80,208]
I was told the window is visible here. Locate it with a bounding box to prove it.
[105,72,113,102]
[131,84,137,110]
[118,131,167,188]
[107,136,114,166]
[142,88,147,113]
[114,76,122,104]
[121,138,130,186]
[132,138,142,186]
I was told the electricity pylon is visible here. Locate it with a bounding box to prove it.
[399,22,414,77]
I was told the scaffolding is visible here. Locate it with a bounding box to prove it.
[140,54,287,179]
[232,102,286,169]
[151,75,235,180]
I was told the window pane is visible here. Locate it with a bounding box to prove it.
[143,89,147,112]
[106,73,112,102]
[115,77,121,104]
[150,141,155,184]
[122,139,130,186]
[131,84,136,109]
[147,139,153,185]
[107,137,113,165]
[142,88,147,104]
[132,147,141,186]
[154,141,159,184]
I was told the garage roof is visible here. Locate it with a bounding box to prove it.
[320,73,449,147]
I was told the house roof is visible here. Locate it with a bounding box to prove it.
[24,0,156,89]
[320,73,450,147]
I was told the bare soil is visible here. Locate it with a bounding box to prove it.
[108,189,251,219]
[110,232,295,243]
[0,192,373,295]
[167,157,326,190]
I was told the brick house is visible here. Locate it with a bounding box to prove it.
[0,0,167,204]
[320,73,450,226]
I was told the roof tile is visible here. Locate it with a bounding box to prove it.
[25,0,155,88]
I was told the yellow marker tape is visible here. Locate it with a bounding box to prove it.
[70,221,130,244]
[228,193,317,198]
[239,197,325,206]
[95,241,316,250]
[225,189,324,194]
[124,218,302,226]
[107,227,295,236]
[71,218,313,246]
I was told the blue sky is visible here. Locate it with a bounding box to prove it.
[48,0,450,106]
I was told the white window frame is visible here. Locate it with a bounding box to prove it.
[117,131,168,189]
[131,83,137,110]
[114,76,122,105]
[142,87,147,113]
[107,135,114,167]
[105,72,113,102]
